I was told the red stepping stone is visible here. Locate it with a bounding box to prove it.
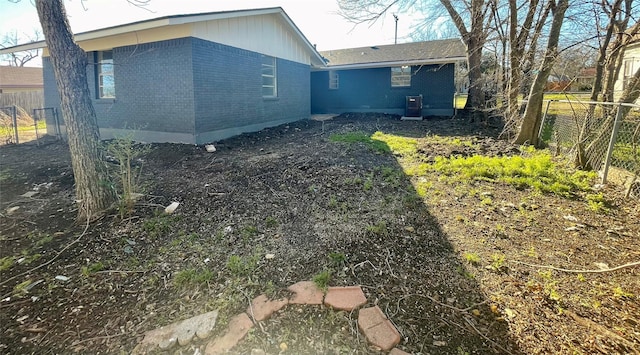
[205,313,253,355]
[324,285,367,311]
[246,294,288,322]
[288,281,324,305]
[358,306,401,351]
[389,348,411,355]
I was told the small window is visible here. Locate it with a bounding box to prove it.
[96,50,115,98]
[624,60,634,77]
[261,55,277,97]
[391,66,411,87]
[329,70,339,89]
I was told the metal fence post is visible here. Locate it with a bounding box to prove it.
[54,108,62,139]
[537,100,553,141]
[601,104,624,184]
[12,105,19,145]
[454,92,458,117]
[32,108,40,145]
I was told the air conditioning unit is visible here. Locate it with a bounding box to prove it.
[402,95,423,120]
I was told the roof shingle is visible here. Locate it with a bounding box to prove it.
[319,39,465,67]
[0,66,43,89]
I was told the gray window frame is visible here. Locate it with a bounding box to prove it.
[96,50,115,99]
[391,66,411,87]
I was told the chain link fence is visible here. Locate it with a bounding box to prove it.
[538,99,640,196]
[0,105,62,145]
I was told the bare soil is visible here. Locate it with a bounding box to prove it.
[0,114,638,355]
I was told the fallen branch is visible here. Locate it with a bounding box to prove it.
[511,260,640,273]
[95,270,146,274]
[565,310,638,351]
[0,215,91,287]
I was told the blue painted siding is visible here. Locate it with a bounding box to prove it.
[42,37,310,143]
[311,63,456,116]
[192,38,309,143]
[89,38,196,134]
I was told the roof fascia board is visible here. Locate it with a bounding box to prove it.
[74,18,172,41]
[0,41,46,54]
[167,7,281,25]
[314,56,467,70]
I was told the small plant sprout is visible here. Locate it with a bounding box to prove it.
[490,254,506,271]
[0,256,14,272]
[81,262,105,277]
[366,221,388,236]
[226,254,260,277]
[265,216,278,228]
[328,252,346,267]
[613,286,634,299]
[173,268,214,288]
[586,193,610,213]
[463,252,481,265]
[312,269,331,290]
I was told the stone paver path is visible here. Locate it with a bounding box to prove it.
[358,306,401,351]
[324,285,367,311]
[133,282,410,354]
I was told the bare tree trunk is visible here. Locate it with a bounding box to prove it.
[440,0,490,118]
[514,0,569,146]
[506,0,546,124]
[36,0,115,220]
[589,0,625,102]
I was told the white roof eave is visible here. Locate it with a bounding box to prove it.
[311,56,467,71]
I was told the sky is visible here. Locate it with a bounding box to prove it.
[0,0,432,67]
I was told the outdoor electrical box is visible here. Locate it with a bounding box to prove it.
[404,95,423,118]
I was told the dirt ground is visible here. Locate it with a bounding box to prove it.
[0,114,638,355]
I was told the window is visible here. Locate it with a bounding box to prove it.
[391,66,411,87]
[623,59,634,90]
[261,55,277,97]
[96,50,115,98]
[329,70,339,89]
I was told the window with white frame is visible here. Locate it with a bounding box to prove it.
[96,50,115,98]
[391,66,411,87]
[623,59,636,90]
[261,55,277,97]
[329,70,339,89]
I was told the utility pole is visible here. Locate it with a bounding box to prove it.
[393,14,398,44]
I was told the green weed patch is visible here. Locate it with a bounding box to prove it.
[329,131,390,154]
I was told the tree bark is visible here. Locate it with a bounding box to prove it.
[440,0,489,115]
[36,0,115,220]
[514,0,569,146]
[506,0,548,124]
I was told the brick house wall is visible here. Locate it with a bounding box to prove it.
[310,63,456,116]
[42,36,311,144]
[192,38,310,143]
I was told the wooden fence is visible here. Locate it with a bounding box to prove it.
[0,91,44,113]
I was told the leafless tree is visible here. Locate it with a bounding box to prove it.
[514,0,570,146]
[35,0,116,220]
[0,29,41,66]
